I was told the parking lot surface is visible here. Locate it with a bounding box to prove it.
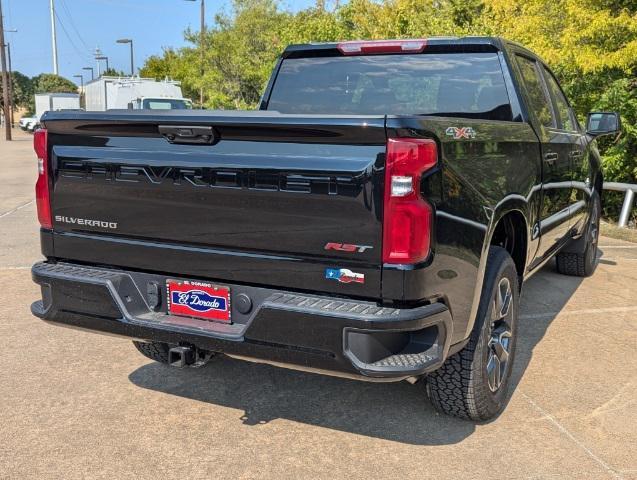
[1,131,635,479]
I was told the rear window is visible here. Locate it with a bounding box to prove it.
[141,98,192,110]
[267,52,512,120]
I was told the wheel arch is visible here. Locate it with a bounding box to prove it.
[461,196,532,340]
[490,209,529,283]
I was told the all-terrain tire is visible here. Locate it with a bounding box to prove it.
[133,341,170,363]
[426,247,519,421]
[556,193,601,277]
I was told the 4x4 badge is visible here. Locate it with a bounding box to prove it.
[445,126,476,139]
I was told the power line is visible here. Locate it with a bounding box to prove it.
[58,0,90,51]
[54,9,92,63]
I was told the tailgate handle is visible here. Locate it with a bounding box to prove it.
[158,125,217,145]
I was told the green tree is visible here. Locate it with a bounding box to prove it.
[32,74,78,94]
[102,68,127,77]
[11,71,34,108]
[139,48,199,105]
[0,71,33,110]
[201,0,290,108]
[140,49,182,80]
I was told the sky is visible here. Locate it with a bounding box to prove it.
[2,0,317,85]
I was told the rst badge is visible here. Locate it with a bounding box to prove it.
[325,268,365,284]
[167,279,231,323]
[324,242,373,253]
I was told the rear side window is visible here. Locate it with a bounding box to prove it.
[516,55,555,128]
[267,53,513,120]
[542,67,576,132]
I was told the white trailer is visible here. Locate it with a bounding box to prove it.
[35,93,81,121]
[84,77,191,111]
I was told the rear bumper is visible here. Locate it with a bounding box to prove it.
[31,261,453,380]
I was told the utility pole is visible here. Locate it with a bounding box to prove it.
[0,0,11,140]
[3,28,14,127]
[49,0,59,75]
[200,0,204,108]
[6,41,12,127]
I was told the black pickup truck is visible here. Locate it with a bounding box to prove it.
[31,37,620,420]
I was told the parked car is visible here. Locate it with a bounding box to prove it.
[30,37,620,420]
[19,116,39,132]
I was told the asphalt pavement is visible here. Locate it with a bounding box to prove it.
[0,130,635,479]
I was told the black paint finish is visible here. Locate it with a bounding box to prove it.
[45,117,386,299]
[36,36,602,362]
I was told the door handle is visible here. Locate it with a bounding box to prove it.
[570,150,582,159]
[544,152,558,165]
[159,125,217,145]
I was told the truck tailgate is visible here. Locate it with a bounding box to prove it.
[43,112,386,298]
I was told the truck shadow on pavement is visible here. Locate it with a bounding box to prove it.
[129,257,591,445]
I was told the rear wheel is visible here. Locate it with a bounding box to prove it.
[426,247,519,421]
[556,193,600,277]
[133,341,170,364]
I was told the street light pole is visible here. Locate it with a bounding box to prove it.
[96,56,109,73]
[83,66,94,80]
[116,38,134,76]
[0,0,11,140]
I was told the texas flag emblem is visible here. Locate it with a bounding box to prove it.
[325,268,365,284]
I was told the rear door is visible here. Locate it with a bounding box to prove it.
[540,65,589,234]
[514,53,572,259]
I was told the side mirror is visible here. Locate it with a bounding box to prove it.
[586,112,621,137]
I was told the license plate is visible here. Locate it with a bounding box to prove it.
[166,279,231,323]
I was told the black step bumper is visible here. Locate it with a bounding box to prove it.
[31,261,453,380]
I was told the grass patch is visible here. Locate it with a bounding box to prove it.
[600,219,637,243]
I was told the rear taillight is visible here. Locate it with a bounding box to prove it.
[337,39,427,56]
[34,129,52,229]
[383,138,437,264]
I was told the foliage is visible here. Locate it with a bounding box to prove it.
[102,68,127,77]
[31,74,78,94]
[138,0,636,219]
[0,71,34,110]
